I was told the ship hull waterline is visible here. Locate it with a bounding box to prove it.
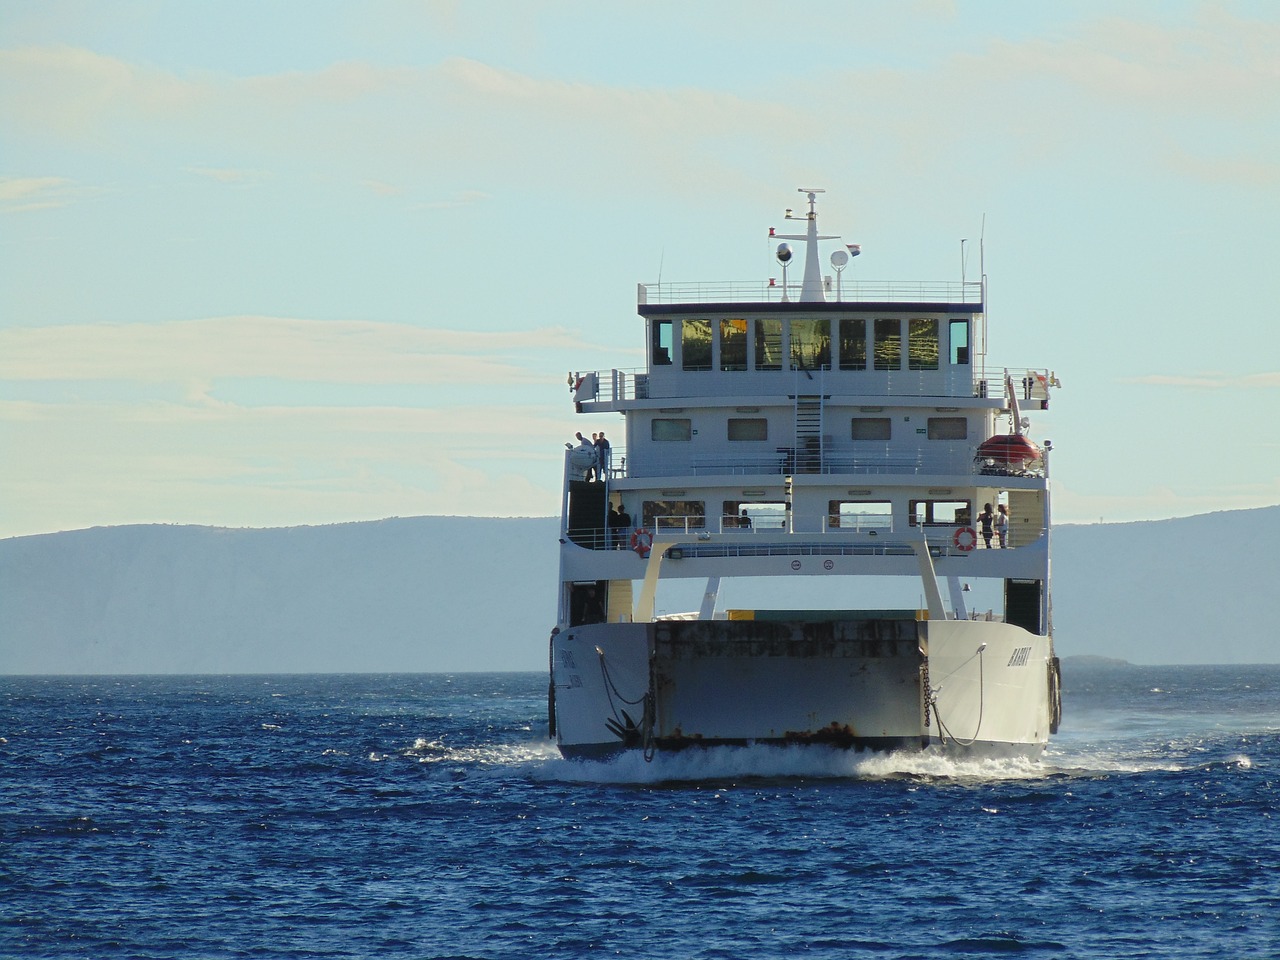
[550,616,1059,762]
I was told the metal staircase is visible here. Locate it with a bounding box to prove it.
[794,394,824,473]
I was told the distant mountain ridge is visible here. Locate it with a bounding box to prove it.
[2,506,1276,673]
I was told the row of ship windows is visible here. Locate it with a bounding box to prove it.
[652,416,970,442]
[633,498,972,529]
[651,317,971,372]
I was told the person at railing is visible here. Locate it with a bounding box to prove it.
[996,503,1009,548]
[739,509,752,530]
[978,503,995,549]
[595,431,612,480]
[614,504,631,548]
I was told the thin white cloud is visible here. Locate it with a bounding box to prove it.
[0,393,571,535]
[5,16,1273,205]
[1123,372,1280,390]
[185,166,272,185]
[361,179,402,197]
[415,189,490,209]
[0,175,81,212]
[0,315,601,385]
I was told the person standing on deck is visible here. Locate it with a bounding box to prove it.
[978,503,995,549]
[996,503,1009,548]
[595,431,611,481]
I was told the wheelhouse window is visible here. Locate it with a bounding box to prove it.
[827,500,893,530]
[682,319,712,371]
[651,319,672,366]
[728,418,767,441]
[838,318,866,370]
[927,417,967,440]
[851,417,891,441]
[642,499,705,530]
[720,318,747,371]
[908,318,939,370]
[789,318,830,371]
[950,319,970,365]
[910,499,971,526]
[874,318,901,371]
[754,317,782,371]
[652,418,692,441]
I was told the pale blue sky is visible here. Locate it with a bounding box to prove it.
[3,0,1277,537]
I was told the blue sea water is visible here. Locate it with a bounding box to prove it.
[2,664,1278,960]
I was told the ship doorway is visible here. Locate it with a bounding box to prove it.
[1004,578,1043,634]
[569,581,609,626]
[567,479,607,549]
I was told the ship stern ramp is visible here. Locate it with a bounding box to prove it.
[552,616,929,757]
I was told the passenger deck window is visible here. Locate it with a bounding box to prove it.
[927,417,967,440]
[910,499,971,526]
[828,500,893,530]
[728,418,768,441]
[851,417,891,441]
[643,500,705,530]
[652,418,692,441]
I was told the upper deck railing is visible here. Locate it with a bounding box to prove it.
[570,446,1046,483]
[638,279,984,306]
[576,365,1054,406]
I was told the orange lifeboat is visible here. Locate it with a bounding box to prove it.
[976,434,1041,468]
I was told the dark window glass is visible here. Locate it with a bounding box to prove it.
[851,417,891,441]
[754,318,782,371]
[789,318,830,371]
[682,319,712,371]
[720,318,747,371]
[728,418,768,441]
[838,318,866,370]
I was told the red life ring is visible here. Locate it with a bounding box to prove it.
[953,526,977,552]
[631,528,653,558]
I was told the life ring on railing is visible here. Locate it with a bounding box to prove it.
[953,526,977,552]
[630,528,653,558]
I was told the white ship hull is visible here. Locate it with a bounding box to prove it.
[551,616,1058,759]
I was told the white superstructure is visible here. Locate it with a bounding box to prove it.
[550,190,1061,760]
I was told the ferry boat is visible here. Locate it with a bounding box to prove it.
[550,189,1062,760]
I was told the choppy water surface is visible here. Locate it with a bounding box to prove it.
[3,664,1277,959]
